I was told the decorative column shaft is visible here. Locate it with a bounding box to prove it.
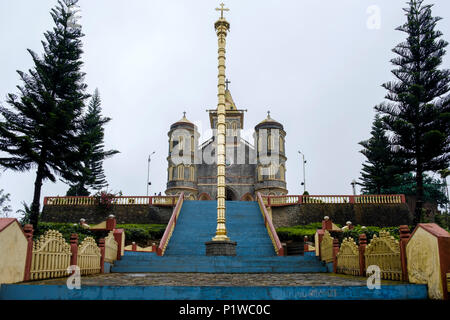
[212,15,231,242]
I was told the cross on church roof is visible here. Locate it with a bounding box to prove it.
[225,79,231,90]
[183,111,186,117]
[215,3,229,19]
[267,111,271,118]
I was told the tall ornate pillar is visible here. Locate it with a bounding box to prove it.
[206,3,236,256]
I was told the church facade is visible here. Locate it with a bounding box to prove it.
[165,89,288,201]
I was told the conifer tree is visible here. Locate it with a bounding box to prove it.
[0,0,89,230]
[66,89,119,195]
[375,0,450,224]
[359,115,401,194]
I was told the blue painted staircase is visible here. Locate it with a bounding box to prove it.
[111,201,327,273]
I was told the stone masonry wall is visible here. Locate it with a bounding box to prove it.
[271,203,413,228]
[41,205,173,225]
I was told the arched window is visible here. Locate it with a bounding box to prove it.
[280,165,285,181]
[268,134,274,151]
[177,165,184,180]
[269,164,276,180]
[190,166,195,181]
[168,166,173,181]
[279,136,284,153]
[232,122,237,136]
[178,136,184,151]
[190,136,194,152]
[226,122,231,136]
[258,135,262,152]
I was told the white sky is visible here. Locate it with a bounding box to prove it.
[1,0,449,218]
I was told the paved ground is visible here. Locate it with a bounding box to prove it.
[21,273,404,287]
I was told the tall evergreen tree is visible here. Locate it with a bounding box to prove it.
[0,0,89,230]
[359,115,401,194]
[375,0,450,224]
[66,89,119,195]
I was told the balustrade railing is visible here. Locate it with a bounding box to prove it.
[262,194,405,206]
[256,192,284,256]
[157,193,184,256]
[44,195,177,206]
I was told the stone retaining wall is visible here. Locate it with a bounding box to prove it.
[271,203,412,228]
[41,205,173,225]
[41,202,412,227]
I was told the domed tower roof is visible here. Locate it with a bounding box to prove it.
[170,112,196,130]
[255,111,284,131]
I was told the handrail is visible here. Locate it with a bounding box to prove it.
[157,192,184,256]
[256,192,284,256]
[262,194,406,207]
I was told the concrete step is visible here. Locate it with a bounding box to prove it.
[111,265,328,273]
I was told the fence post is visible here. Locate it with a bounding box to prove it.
[358,234,367,277]
[99,238,105,273]
[304,236,309,252]
[23,224,34,281]
[399,225,410,282]
[322,216,332,230]
[132,242,137,251]
[332,238,339,273]
[113,229,124,260]
[106,215,116,230]
[400,194,406,203]
[316,229,325,259]
[69,233,79,272]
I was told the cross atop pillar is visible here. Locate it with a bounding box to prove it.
[215,3,230,19]
[225,79,231,90]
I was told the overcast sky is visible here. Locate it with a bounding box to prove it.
[1,0,449,218]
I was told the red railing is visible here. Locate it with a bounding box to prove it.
[262,194,406,207]
[256,192,284,256]
[43,195,178,206]
[157,192,184,256]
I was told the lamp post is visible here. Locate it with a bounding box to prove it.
[351,179,357,196]
[146,151,155,196]
[298,151,306,193]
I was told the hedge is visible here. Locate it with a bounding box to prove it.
[36,222,167,247]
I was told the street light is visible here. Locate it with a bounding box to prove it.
[298,151,306,193]
[351,179,357,196]
[147,151,156,196]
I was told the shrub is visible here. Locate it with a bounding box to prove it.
[36,222,106,243]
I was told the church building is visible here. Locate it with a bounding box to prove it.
[165,103,288,201]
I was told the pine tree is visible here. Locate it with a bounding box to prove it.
[0,0,89,230]
[359,115,402,194]
[375,0,450,224]
[66,89,119,195]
